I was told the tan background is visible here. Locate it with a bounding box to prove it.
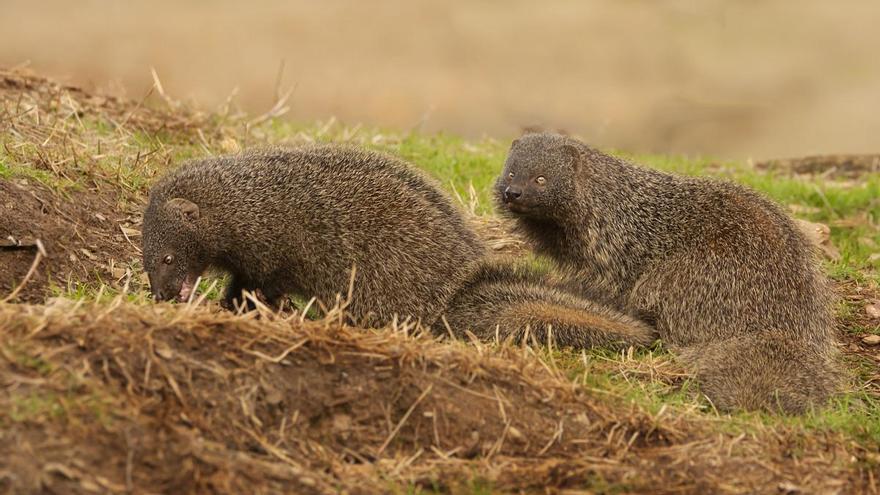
[2,0,879,159]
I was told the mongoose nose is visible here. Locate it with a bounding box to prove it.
[504,186,522,202]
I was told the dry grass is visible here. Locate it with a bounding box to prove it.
[1,298,877,494]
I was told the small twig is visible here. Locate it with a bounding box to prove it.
[118,224,142,255]
[345,263,357,307]
[538,419,564,456]
[299,296,317,323]
[487,421,511,459]
[244,338,309,363]
[247,84,296,128]
[1,239,46,303]
[124,430,135,492]
[440,315,456,341]
[150,67,176,108]
[191,279,218,308]
[493,386,508,423]
[186,276,203,305]
[376,384,433,456]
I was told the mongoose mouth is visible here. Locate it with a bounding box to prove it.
[504,201,536,215]
[175,273,201,302]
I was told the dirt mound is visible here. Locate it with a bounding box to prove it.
[0,300,873,494]
[0,68,212,139]
[0,179,140,302]
[0,68,227,301]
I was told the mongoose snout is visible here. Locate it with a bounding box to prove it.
[499,183,544,215]
[150,268,200,303]
[502,185,522,202]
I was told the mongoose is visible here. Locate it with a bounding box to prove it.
[496,132,840,413]
[143,145,484,326]
[142,144,655,351]
[438,260,657,349]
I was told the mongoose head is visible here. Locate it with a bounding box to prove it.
[496,132,581,219]
[142,197,206,302]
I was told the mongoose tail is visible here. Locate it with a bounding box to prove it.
[439,261,657,350]
[675,332,842,414]
[493,299,657,349]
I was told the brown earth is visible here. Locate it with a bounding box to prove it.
[0,179,138,302]
[0,67,222,302]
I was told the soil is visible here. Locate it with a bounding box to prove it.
[0,302,873,494]
[0,66,220,302]
[0,179,141,302]
[0,68,211,140]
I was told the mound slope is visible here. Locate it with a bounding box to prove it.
[0,300,872,494]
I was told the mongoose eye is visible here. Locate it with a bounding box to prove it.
[163,255,174,265]
[508,172,515,179]
[535,176,546,185]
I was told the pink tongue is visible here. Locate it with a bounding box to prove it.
[177,276,197,301]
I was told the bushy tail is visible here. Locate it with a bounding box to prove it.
[675,331,842,413]
[438,260,656,350]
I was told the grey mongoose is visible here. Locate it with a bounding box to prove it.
[142,145,655,349]
[496,132,841,413]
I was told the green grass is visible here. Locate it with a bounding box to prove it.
[7,391,66,423]
[1,344,117,428]
[0,146,79,192]
[535,344,880,449]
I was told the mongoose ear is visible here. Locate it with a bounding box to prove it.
[165,198,200,222]
[561,144,581,170]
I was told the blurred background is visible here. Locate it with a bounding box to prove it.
[3,0,879,159]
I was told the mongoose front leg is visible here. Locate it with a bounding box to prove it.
[221,274,254,311]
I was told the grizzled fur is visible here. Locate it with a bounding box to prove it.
[143,145,484,326]
[438,260,657,349]
[496,132,841,413]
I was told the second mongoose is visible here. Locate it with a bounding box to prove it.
[496,132,840,413]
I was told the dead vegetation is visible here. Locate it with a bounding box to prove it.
[0,67,218,302]
[1,299,877,494]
